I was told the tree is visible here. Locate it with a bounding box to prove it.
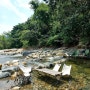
[10,23,26,48]
[20,30,39,48]
[30,0,39,11]
[0,32,12,49]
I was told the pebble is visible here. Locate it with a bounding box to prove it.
[11,86,20,90]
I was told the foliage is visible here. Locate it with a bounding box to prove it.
[38,38,47,47]
[20,30,39,47]
[30,0,39,11]
[0,33,12,49]
[0,0,90,49]
[47,34,62,46]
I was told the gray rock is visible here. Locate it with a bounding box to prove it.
[2,66,19,73]
[47,56,63,62]
[21,51,34,56]
[0,71,11,78]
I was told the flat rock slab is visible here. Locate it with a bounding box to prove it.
[35,68,61,76]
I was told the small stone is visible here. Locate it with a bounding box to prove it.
[6,80,9,83]
[0,64,2,70]
[22,61,27,65]
[11,86,20,90]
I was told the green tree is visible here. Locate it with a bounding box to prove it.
[0,33,12,49]
[20,30,39,48]
[10,23,26,48]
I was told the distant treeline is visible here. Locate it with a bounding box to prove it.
[0,0,90,49]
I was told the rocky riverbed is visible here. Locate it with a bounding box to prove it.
[0,48,90,90]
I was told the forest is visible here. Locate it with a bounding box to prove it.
[0,0,90,49]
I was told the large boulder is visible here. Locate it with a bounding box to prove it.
[0,71,11,78]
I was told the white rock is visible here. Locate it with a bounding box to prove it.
[11,86,20,90]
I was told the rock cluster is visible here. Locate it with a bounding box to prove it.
[22,48,66,68]
[0,60,19,79]
[0,48,23,55]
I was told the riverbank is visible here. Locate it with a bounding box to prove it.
[0,47,90,90]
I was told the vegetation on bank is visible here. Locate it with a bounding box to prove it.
[0,0,90,49]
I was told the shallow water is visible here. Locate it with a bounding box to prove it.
[0,55,90,90]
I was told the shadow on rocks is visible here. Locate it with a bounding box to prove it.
[14,74,31,86]
[38,75,64,87]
